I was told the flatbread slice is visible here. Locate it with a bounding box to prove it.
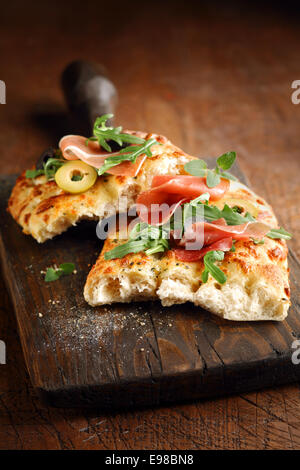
[8,132,193,242]
[84,180,290,321]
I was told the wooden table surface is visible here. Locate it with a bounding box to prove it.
[1,0,300,450]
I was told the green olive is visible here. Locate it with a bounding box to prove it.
[55,160,97,193]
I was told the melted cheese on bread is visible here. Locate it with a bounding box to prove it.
[84,181,290,321]
[8,132,193,242]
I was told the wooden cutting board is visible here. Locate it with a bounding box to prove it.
[1,164,300,409]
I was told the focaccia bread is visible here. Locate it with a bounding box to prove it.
[8,132,193,243]
[84,181,290,321]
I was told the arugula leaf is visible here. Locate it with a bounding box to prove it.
[145,244,168,255]
[97,138,158,175]
[201,269,209,283]
[202,250,227,284]
[180,200,205,235]
[201,203,254,225]
[230,241,236,252]
[217,151,236,170]
[206,170,221,188]
[59,263,76,274]
[267,227,292,240]
[190,193,210,205]
[104,240,148,260]
[26,158,66,180]
[45,263,75,282]
[251,238,265,245]
[184,159,207,176]
[43,158,65,180]
[25,169,45,179]
[220,204,255,224]
[129,222,149,240]
[88,114,145,152]
[170,200,255,240]
[184,151,238,188]
[220,171,238,182]
[104,224,169,260]
[44,268,60,282]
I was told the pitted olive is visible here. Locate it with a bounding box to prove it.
[55,161,97,193]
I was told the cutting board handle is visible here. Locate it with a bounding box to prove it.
[61,60,117,135]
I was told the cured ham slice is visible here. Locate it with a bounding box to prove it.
[173,237,233,262]
[60,135,112,166]
[180,221,270,247]
[137,175,230,225]
[106,155,148,177]
[137,195,188,225]
[59,135,147,177]
[173,220,270,261]
[151,175,230,201]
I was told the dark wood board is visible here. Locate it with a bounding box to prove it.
[1,163,300,409]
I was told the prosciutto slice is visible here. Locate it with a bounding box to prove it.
[180,220,270,247]
[173,237,233,262]
[137,195,188,226]
[172,219,270,261]
[59,135,147,177]
[137,175,230,225]
[151,175,230,201]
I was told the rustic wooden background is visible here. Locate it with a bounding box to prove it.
[1,0,300,450]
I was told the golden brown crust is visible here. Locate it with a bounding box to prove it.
[8,132,193,242]
[84,181,290,321]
